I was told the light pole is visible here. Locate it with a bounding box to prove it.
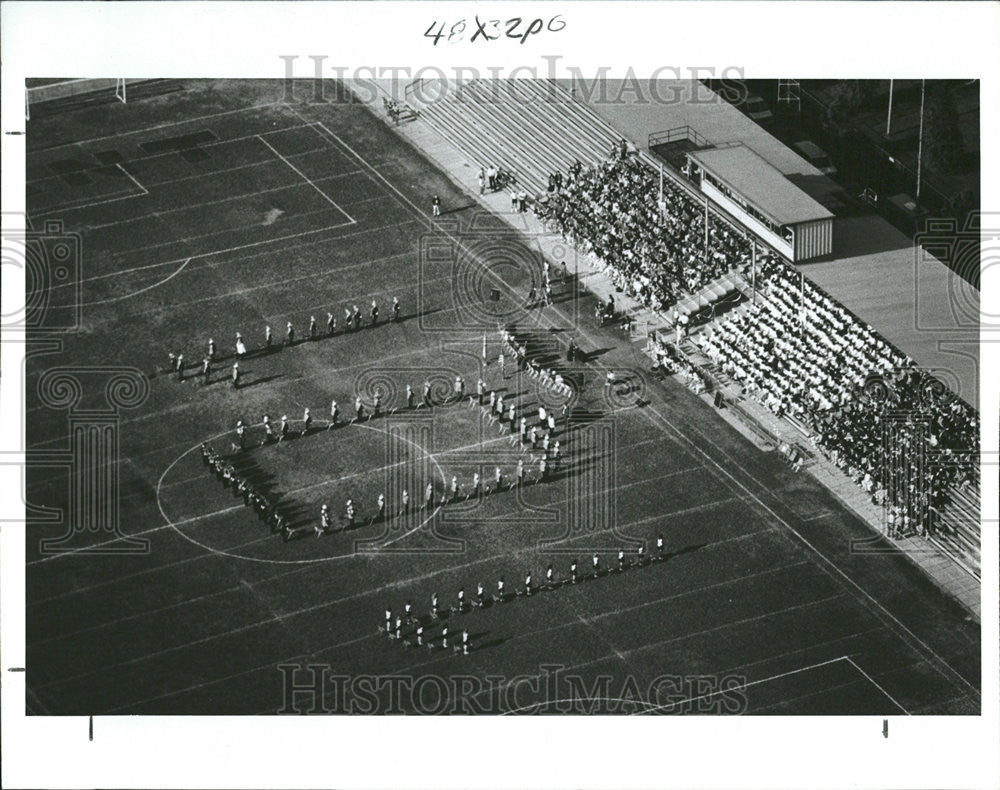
[885,78,894,137]
[916,79,926,200]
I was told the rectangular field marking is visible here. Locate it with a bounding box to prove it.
[256,134,356,225]
[33,164,149,218]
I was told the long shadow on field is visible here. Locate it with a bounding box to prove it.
[239,373,284,390]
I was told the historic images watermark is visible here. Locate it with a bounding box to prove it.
[277,56,746,109]
[276,663,748,715]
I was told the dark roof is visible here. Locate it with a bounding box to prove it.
[688,144,834,226]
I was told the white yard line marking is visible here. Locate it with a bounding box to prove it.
[106,535,796,713]
[636,655,850,715]
[237,109,982,701]
[87,258,192,305]
[116,162,148,194]
[256,134,355,225]
[43,215,411,297]
[27,121,317,188]
[80,163,367,232]
[27,101,285,153]
[843,656,911,715]
[33,164,149,217]
[37,505,766,693]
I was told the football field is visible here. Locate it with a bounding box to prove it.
[24,80,980,715]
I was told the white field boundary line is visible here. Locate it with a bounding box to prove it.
[37,495,757,693]
[26,120,318,189]
[843,655,911,715]
[43,213,413,297]
[454,594,847,711]
[33,164,149,218]
[32,484,736,651]
[87,258,193,306]
[29,461,716,619]
[78,163,365,234]
[306,107,981,702]
[635,655,850,715]
[256,134,356,226]
[28,413,713,567]
[32,209,363,305]
[107,540,795,714]
[79,189,385,309]
[638,398,982,702]
[27,101,286,154]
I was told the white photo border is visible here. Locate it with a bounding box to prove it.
[1,2,997,788]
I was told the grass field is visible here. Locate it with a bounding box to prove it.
[23,79,980,715]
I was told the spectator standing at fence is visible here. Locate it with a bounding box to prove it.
[432,195,441,217]
[478,168,485,195]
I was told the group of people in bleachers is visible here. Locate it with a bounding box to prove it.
[694,258,978,536]
[532,151,977,539]
[534,154,776,312]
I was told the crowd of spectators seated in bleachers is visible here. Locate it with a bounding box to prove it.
[535,151,780,312]
[534,151,978,539]
[694,256,978,536]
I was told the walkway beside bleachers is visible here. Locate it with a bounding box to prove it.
[356,79,980,621]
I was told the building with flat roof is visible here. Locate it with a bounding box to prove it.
[687,144,834,261]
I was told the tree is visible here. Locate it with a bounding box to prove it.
[924,83,965,171]
[824,81,864,133]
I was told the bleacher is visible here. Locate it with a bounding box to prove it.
[402,77,982,585]
[412,80,618,195]
[933,483,981,579]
